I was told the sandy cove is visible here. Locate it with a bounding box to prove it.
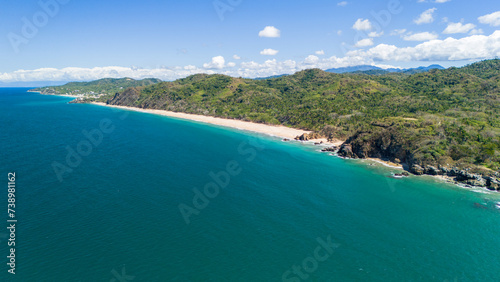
[91,102,343,146]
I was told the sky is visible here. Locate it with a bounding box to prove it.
[0,0,499,85]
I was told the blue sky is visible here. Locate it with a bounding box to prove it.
[0,0,499,84]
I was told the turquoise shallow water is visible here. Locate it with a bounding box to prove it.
[1,88,499,281]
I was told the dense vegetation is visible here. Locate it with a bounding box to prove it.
[32,78,161,96]
[104,60,500,174]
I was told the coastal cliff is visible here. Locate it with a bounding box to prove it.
[334,125,500,191]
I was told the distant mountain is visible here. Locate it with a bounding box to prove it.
[254,74,289,80]
[402,64,445,74]
[325,65,386,73]
[325,64,444,75]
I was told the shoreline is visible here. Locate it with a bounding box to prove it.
[28,90,81,98]
[88,102,498,194]
[53,98,495,194]
[367,158,404,169]
[91,102,344,145]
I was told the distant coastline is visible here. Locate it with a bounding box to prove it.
[28,89,79,98]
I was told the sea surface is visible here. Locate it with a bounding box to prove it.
[1,88,499,281]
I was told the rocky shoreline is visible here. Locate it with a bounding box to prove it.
[315,142,500,192]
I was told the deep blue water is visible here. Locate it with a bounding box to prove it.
[1,88,499,281]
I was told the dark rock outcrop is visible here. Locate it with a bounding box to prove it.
[410,164,425,175]
[338,144,357,158]
[321,146,338,152]
[107,87,141,106]
[295,132,323,141]
[424,165,442,175]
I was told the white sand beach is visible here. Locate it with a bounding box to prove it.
[91,102,346,144]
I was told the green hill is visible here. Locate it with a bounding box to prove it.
[31,77,162,96]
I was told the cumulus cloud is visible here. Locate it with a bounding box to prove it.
[259,26,281,38]
[469,28,484,35]
[3,32,500,83]
[352,18,372,31]
[203,56,226,69]
[233,55,241,60]
[403,32,439,41]
[355,38,374,47]
[478,11,500,27]
[0,66,200,83]
[304,55,320,64]
[443,22,476,34]
[260,48,279,55]
[414,8,437,24]
[390,29,407,36]
[368,31,384,37]
[348,31,500,61]
[337,1,347,6]
[315,50,325,55]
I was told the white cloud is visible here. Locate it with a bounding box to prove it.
[337,1,347,6]
[355,38,374,47]
[337,30,343,36]
[233,55,241,60]
[414,8,437,24]
[258,26,281,38]
[203,56,226,69]
[352,18,372,31]
[315,50,325,55]
[390,29,407,36]
[260,48,279,56]
[227,62,236,67]
[469,28,484,35]
[3,32,500,83]
[478,11,500,27]
[403,32,439,41]
[304,55,320,64]
[368,31,384,37]
[347,31,500,62]
[443,22,476,34]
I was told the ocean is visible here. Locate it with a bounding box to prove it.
[1,88,499,281]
